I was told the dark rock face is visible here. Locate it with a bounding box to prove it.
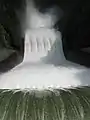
[60,0,90,67]
[0,0,25,73]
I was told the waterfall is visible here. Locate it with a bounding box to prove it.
[0,0,90,89]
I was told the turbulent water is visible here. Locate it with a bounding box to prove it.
[0,87,90,120]
[0,0,90,89]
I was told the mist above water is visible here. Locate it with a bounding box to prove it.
[25,0,59,29]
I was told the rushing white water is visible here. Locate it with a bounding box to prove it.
[0,0,90,90]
